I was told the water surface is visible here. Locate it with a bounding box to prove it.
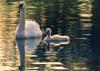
[0,0,98,71]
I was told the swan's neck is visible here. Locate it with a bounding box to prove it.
[19,8,25,26]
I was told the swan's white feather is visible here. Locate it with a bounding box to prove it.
[16,20,42,38]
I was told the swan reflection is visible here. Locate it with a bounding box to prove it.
[44,39,69,53]
[15,38,41,71]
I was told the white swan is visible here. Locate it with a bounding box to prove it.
[15,1,42,38]
[44,28,70,45]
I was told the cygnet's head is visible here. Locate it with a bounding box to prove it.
[19,1,25,10]
[46,28,52,36]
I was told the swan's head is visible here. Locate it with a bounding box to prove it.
[19,1,25,10]
[46,28,52,37]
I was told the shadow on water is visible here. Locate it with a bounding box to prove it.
[90,0,100,70]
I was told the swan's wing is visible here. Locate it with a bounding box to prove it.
[25,20,42,37]
[51,35,62,38]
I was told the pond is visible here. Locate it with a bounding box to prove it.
[0,0,98,71]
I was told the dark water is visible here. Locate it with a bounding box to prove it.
[0,0,99,71]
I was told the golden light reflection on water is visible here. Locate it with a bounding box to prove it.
[0,1,18,71]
